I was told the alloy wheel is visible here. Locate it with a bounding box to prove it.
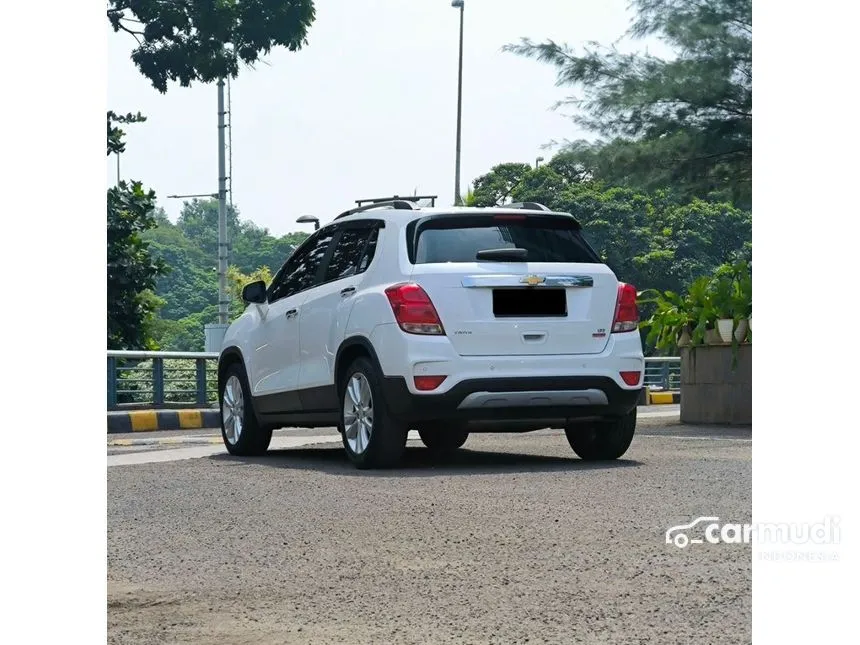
[343,373,374,454]
[222,375,244,445]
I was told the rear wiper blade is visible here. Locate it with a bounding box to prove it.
[475,248,528,262]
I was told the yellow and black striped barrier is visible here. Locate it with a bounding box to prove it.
[107,409,220,433]
[641,387,681,405]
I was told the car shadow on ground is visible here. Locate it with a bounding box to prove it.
[209,444,642,477]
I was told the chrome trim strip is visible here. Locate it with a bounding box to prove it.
[461,275,594,288]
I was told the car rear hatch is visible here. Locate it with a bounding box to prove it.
[407,211,619,356]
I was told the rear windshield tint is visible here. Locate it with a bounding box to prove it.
[408,215,601,264]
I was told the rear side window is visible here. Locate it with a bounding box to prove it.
[410,215,601,264]
[324,227,378,282]
[357,228,379,272]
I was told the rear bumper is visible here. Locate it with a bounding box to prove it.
[381,375,641,425]
[369,323,644,394]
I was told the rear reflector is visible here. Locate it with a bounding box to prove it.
[414,375,447,391]
[620,371,641,386]
[612,282,639,333]
[385,283,445,335]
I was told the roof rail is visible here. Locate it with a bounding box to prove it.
[335,199,418,220]
[356,194,437,207]
[507,201,552,212]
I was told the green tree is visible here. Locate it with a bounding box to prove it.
[107,111,166,349]
[231,220,302,274]
[143,205,309,350]
[151,306,219,352]
[152,206,170,225]
[471,162,534,206]
[176,198,240,259]
[107,0,317,93]
[107,185,165,348]
[143,218,216,320]
[107,110,146,155]
[173,198,303,274]
[469,162,751,299]
[506,0,751,207]
[227,265,274,318]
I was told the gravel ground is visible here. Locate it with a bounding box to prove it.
[108,420,751,644]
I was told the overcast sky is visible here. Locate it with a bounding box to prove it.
[107,0,669,237]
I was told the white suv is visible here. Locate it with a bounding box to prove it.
[217,199,644,469]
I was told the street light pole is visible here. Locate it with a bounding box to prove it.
[452,0,465,206]
[116,152,121,185]
[296,215,320,231]
[217,79,229,326]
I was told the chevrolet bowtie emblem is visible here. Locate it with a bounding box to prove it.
[521,274,546,286]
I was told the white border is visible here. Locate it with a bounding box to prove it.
[754,0,859,641]
[3,1,106,642]
[4,1,859,642]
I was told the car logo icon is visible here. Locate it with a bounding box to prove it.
[521,275,546,286]
[665,516,720,548]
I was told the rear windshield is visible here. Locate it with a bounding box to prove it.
[408,215,601,264]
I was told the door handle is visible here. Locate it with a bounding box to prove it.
[285,309,298,319]
[340,287,356,297]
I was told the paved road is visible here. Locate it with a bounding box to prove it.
[107,407,751,644]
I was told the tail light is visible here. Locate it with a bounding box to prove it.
[612,282,639,333]
[384,283,445,335]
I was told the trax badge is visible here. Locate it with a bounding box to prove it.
[521,274,546,286]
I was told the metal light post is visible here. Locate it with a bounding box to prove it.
[165,80,232,352]
[216,79,229,326]
[452,0,465,205]
[116,152,121,185]
[536,156,544,169]
[296,215,320,231]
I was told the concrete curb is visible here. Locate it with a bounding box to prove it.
[107,409,220,433]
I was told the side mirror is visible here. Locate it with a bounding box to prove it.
[242,280,267,304]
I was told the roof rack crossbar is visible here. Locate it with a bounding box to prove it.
[356,194,437,207]
[508,201,551,212]
[335,199,418,220]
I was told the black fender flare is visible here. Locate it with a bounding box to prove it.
[217,346,246,393]
[334,335,385,390]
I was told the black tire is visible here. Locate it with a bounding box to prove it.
[339,357,408,469]
[418,427,469,454]
[219,363,272,456]
[564,409,636,461]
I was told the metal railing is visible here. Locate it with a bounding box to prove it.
[108,350,682,410]
[643,356,681,391]
[107,350,219,410]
